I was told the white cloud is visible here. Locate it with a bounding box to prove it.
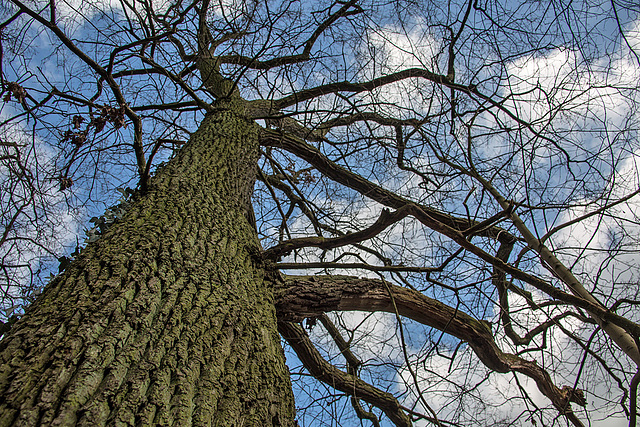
[355,24,442,115]
[550,148,640,307]
[389,15,640,420]
[367,24,441,72]
[0,112,83,316]
[503,37,640,130]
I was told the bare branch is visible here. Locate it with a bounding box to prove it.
[263,205,413,259]
[278,321,412,427]
[218,0,363,70]
[276,274,587,425]
[260,128,516,243]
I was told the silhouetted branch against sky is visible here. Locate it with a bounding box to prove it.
[1,0,640,425]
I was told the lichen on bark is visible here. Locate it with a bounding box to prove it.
[0,108,296,426]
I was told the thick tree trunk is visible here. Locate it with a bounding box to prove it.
[0,108,296,426]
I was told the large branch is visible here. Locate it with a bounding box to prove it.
[261,128,640,337]
[273,68,448,110]
[473,172,640,366]
[260,129,514,243]
[276,262,441,273]
[275,275,587,426]
[271,68,543,140]
[316,112,424,131]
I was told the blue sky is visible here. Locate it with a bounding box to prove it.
[1,0,640,425]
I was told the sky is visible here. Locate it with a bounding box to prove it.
[1,0,640,425]
[284,4,640,425]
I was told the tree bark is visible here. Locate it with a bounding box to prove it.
[0,108,296,426]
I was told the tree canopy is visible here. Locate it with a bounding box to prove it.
[1,0,640,425]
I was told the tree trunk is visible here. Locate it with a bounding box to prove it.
[0,108,296,426]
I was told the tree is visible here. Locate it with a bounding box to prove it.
[0,0,639,425]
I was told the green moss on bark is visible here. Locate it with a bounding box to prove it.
[0,109,295,426]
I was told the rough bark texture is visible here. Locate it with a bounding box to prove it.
[0,108,296,426]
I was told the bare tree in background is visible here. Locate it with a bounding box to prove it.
[0,0,639,425]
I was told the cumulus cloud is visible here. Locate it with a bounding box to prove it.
[374,12,640,425]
